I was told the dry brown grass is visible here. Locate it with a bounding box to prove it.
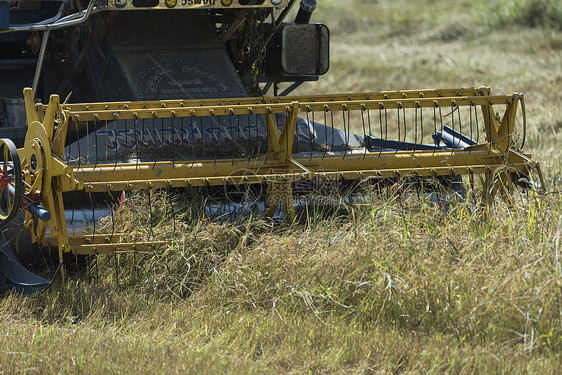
[1,191,562,373]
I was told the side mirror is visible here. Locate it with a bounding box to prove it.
[266,23,329,77]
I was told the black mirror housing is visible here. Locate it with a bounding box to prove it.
[266,23,329,77]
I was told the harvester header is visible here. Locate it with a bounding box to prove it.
[0,0,544,294]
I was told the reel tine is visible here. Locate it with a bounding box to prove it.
[402,104,406,144]
[361,104,367,159]
[383,106,389,156]
[95,119,100,169]
[199,115,206,161]
[306,109,312,161]
[366,106,372,157]
[66,119,71,163]
[75,119,81,167]
[414,104,418,154]
[330,109,335,155]
[180,114,185,161]
[150,116,159,169]
[378,106,383,156]
[160,115,165,160]
[236,110,241,151]
[86,119,90,165]
[141,118,146,161]
[475,101,480,143]
[113,120,119,171]
[322,108,328,159]
[506,102,510,144]
[420,105,424,145]
[345,108,350,158]
[451,102,456,151]
[254,113,259,155]
[432,103,437,144]
[293,111,299,155]
[246,113,251,148]
[237,112,244,151]
[209,112,217,165]
[168,115,174,168]
[396,106,400,153]
[198,115,203,160]
[341,108,347,158]
[367,105,373,137]
[124,117,129,161]
[229,112,235,165]
[189,116,199,161]
[105,119,111,166]
[255,113,260,158]
[439,104,444,147]
[70,203,75,227]
[134,117,139,169]
[432,104,437,153]
[485,101,492,144]
[100,119,106,166]
[189,116,195,167]
[457,102,463,147]
[468,100,470,142]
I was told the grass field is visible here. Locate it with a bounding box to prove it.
[1,0,562,373]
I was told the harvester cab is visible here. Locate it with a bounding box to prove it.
[0,0,544,294]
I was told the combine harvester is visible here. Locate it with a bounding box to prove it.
[0,0,544,293]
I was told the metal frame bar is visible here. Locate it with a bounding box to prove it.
[53,87,491,113]
[16,87,540,262]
